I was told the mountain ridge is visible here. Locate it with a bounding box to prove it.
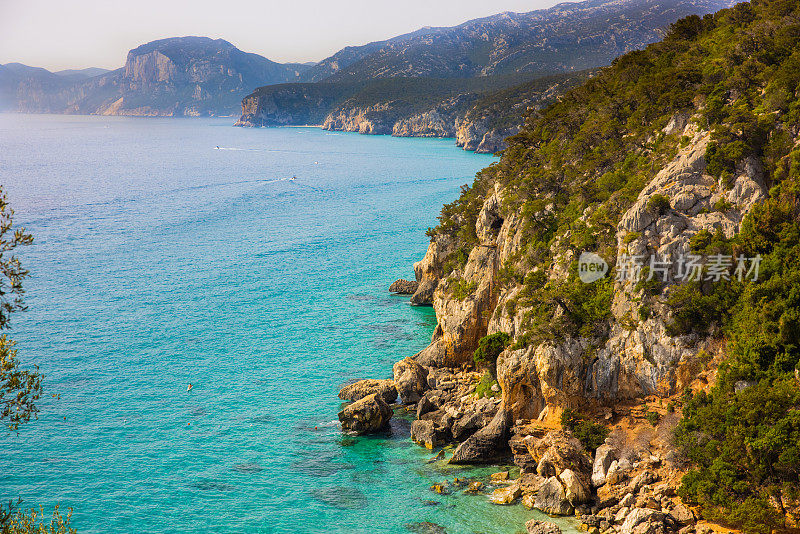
[238,0,733,153]
[0,36,311,116]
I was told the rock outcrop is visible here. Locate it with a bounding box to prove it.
[338,393,393,434]
[389,279,419,294]
[338,379,397,404]
[449,408,511,464]
[392,357,429,404]
[381,112,771,532]
[5,37,309,117]
[416,186,510,368]
[322,103,397,135]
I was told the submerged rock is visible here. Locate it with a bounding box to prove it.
[232,462,262,474]
[390,279,419,294]
[489,483,522,504]
[290,450,354,477]
[310,485,368,510]
[405,521,447,534]
[338,378,398,404]
[338,393,393,434]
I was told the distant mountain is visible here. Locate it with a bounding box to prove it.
[238,0,733,152]
[0,63,77,112]
[299,0,731,83]
[0,37,312,116]
[53,67,111,79]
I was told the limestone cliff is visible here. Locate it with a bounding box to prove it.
[2,37,310,116]
[357,2,800,531]
[413,117,767,419]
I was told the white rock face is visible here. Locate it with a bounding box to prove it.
[412,119,768,418]
[560,468,590,505]
[592,444,617,487]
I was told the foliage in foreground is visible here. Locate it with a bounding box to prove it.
[0,187,74,532]
[0,187,39,432]
[0,503,76,534]
[0,335,42,431]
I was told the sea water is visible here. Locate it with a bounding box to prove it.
[0,114,579,534]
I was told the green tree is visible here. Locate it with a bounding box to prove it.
[0,188,39,431]
[0,187,74,533]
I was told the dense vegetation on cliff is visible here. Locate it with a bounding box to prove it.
[428,0,800,529]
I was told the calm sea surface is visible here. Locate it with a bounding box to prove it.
[0,114,578,534]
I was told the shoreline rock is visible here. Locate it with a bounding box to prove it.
[338,393,393,434]
[389,279,419,294]
[338,379,398,404]
[393,357,429,404]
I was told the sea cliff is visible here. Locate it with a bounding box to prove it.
[337,2,800,532]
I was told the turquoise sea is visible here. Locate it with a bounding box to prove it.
[0,114,578,534]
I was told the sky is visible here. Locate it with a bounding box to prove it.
[0,0,563,71]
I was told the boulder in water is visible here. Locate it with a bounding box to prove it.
[338,393,393,434]
[410,419,444,449]
[449,408,511,464]
[390,279,419,294]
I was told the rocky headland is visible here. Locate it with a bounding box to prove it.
[335,2,800,532]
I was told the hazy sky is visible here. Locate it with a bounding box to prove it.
[0,0,563,70]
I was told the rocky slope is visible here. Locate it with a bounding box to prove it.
[302,0,731,83]
[338,1,800,532]
[1,37,310,116]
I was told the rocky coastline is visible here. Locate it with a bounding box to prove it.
[334,112,792,534]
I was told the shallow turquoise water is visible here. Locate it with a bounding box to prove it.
[0,114,578,534]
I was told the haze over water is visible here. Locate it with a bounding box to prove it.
[0,114,578,534]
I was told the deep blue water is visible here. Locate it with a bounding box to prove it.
[0,114,578,534]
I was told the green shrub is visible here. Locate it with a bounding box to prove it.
[646,194,671,215]
[623,231,641,245]
[474,371,500,399]
[646,411,661,426]
[473,332,511,376]
[713,198,733,212]
[561,409,609,451]
[449,279,478,301]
